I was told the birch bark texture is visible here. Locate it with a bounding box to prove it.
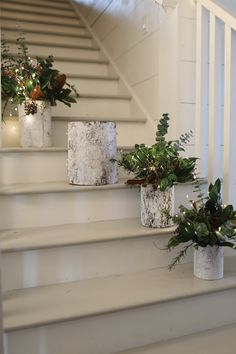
[18,101,51,147]
[141,185,174,228]
[194,245,224,280]
[68,121,118,185]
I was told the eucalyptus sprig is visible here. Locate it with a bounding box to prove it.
[167,178,236,270]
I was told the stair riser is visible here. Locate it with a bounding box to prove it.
[68,77,118,95]
[3,30,90,46]
[0,151,126,184]
[1,3,75,16]
[52,99,130,119]
[54,60,108,75]
[1,21,87,36]
[2,11,81,25]
[0,188,140,229]
[9,43,100,60]
[117,324,236,354]
[52,121,145,147]
[5,0,70,9]
[0,184,198,229]
[2,235,192,291]
[4,289,236,354]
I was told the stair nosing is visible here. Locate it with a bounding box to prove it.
[0,180,135,196]
[0,146,132,154]
[11,55,107,64]
[1,7,78,19]
[1,17,84,29]
[66,74,119,81]
[52,116,146,123]
[3,257,236,332]
[0,147,68,153]
[6,39,98,51]
[0,179,206,196]
[0,218,175,253]
[74,94,131,100]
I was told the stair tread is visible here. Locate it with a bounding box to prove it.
[4,257,236,332]
[0,179,133,195]
[0,218,174,253]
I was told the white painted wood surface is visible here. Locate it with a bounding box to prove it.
[3,258,236,354]
[223,25,233,205]
[196,0,236,205]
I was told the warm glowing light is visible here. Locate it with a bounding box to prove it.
[2,118,20,147]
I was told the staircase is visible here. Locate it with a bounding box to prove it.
[1,0,236,353]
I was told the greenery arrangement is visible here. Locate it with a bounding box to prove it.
[1,34,79,116]
[117,113,197,191]
[167,178,236,270]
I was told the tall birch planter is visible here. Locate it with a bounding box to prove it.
[141,185,174,228]
[194,245,224,280]
[18,100,52,147]
[68,121,118,185]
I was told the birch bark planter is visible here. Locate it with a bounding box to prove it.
[140,185,174,228]
[68,121,118,185]
[194,245,224,280]
[18,101,52,147]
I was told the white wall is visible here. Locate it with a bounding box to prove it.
[76,0,184,141]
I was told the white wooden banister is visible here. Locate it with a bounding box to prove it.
[196,0,236,206]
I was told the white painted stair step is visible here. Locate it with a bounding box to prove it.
[67,75,119,95]
[8,42,100,60]
[8,208,228,289]
[1,11,81,25]
[54,58,108,75]
[3,30,93,47]
[0,218,178,291]
[52,95,131,118]
[116,323,236,354]
[3,258,236,354]
[1,20,87,36]
[1,6,77,19]
[1,2,75,16]
[6,0,71,9]
[0,180,140,229]
[0,147,130,184]
[0,181,203,229]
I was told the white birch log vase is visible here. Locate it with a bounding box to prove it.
[140,185,174,228]
[68,121,118,185]
[194,245,224,280]
[18,100,52,147]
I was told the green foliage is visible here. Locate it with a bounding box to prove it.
[167,178,236,269]
[1,34,79,118]
[117,113,197,191]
